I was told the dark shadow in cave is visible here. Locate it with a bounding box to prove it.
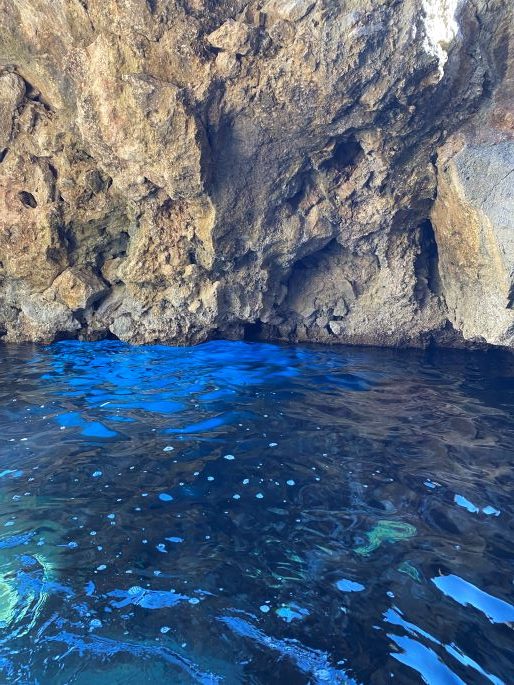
[415,218,443,299]
[319,136,364,174]
[19,191,37,208]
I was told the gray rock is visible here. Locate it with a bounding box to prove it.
[263,0,316,23]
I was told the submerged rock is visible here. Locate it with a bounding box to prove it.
[0,0,512,348]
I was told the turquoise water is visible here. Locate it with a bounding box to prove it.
[0,340,513,683]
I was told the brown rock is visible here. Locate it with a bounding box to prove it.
[207,19,257,55]
[51,268,108,312]
[0,0,512,349]
[0,73,25,149]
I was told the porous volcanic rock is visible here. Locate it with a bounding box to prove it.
[0,0,512,347]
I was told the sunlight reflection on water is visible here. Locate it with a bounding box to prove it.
[0,340,513,683]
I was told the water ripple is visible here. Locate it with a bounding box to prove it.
[0,340,512,682]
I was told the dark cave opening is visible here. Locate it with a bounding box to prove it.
[244,320,264,341]
[19,191,37,208]
[415,219,443,299]
[99,329,121,342]
[319,136,364,174]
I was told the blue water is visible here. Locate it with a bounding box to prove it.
[0,340,513,684]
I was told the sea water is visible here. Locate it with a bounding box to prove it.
[0,340,512,684]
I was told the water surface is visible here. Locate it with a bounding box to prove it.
[0,340,513,684]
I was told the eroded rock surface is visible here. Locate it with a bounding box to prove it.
[0,0,512,347]
[431,15,514,347]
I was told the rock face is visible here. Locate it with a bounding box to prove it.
[0,0,512,347]
[431,15,514,348]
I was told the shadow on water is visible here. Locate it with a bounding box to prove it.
[0,340,513,683]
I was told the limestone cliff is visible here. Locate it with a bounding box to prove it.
[0,0,512,347]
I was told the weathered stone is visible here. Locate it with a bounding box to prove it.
[0,0,512,349]
[263,0,316,23]
[8,290,80,343]
[50,268,109,312]
[0,73,25,149]
[207,19,257,55]
[430,10,514,347]
[431,139,514,346]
